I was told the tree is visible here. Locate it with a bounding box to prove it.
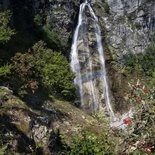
[12,41,75,101]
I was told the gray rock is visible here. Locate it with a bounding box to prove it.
[93,0,155,58]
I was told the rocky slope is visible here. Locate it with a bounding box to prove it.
[0,86,101,154]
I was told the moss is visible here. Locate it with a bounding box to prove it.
[15,121,30,134]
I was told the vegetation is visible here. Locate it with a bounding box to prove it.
[0,2,155,155]
[34,14,43,26]
[41,25,68,53]
[118,81,155,154]
[0,64,12,77]
[0,11,15,43]
[123,35,155,75]
[0,145,7,155]
[68,130,115,155]
[117,37,155,154]
[123,48,155,76]
[11,41,75,100]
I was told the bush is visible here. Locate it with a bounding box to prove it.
[34,14,43,26]
[0,64,12,77]
[120,80,155,154]
[12,41,75,100]
[68,130,115,155]
[123,42,155,77]
[42,25,68,52]
[0,11,15,43]
[32,41,75,100]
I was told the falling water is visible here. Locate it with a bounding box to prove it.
[87,4,115,119]
[71,1,87,106]
[71,0,116,120]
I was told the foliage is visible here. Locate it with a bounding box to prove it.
[0,64,12,77]
[11,51,37,97]
[123,41,155,78]
[67,129,115,155]
[0,132,7,155]
[0,145,7,155]
[119,80,155,154]
[0,11,15,43]
[12,41,75,100]
[42,25,68,52]
[123,51,155,75]
[34,14,43,26]
[32,41,75,100]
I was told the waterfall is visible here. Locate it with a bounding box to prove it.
[71,0,116,120]
[87,4,115,119]
[70,1,87,106]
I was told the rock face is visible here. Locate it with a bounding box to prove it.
[32,0,80,42]
[31,0,155,58]
[1,0,154,57]
[70,0,155,114]
[0,0,80,49]
[93,0,155,59]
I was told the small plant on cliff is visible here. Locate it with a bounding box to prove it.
[123,37,155,80]
[0,11,15,43]
[34,14,43,26]
[0,64,12,77]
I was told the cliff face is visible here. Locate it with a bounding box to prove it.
[31,0,80,42]
[30,0,155,58]
[1,0,154,57]
[0,0,80,51]
[93,0,155,59]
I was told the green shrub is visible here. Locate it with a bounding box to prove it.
[68,130,115,155]
[0,145,7,155]
[12,41,75,100]
[123,42,155,84]
[119,80,155,154]
[42,25,68,52]
[0,64,12,77]
[0,11,15,43]
[34,14,43,26]
[32,41,75,100]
